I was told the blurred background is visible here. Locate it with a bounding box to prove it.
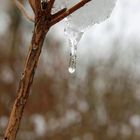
[1,0,140,140]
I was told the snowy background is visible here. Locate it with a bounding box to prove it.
[1,0,140,140]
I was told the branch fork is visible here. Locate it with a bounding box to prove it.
[15,0,91,28]
[4,0,91,140]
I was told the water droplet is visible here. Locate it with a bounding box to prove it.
[68,67,76,74]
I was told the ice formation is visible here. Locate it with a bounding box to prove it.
[53,0,117,73]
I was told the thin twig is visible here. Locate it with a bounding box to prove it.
[14,0,34,22]
[47,0,55,14]
[51,8,67,19]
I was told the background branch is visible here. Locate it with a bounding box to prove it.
[14,0,34,22]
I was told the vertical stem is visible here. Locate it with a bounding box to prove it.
[4,23,49,140]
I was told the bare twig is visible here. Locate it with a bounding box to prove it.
[14,0,34,22]
[47,0,55,14]
[51,8,67,19]
[4,0,91,140]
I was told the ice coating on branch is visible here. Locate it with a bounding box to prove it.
[54,0,117,30]
[70,0,116,31]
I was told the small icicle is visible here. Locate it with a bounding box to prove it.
[64,18,84,74]
[67,31,83,74]
[68,40,77,74]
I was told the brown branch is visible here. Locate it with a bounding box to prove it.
[47,0,55,14]
[3,0,92,140]
[3,1,49,139]
[50,0,91,26]
[4,23,48,140]
[51,8,67,19]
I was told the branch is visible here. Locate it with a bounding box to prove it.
[50,0,91,26]
[4,0,92,140]
[47,0,55,14]
[51,8,67,19]
[14,0,34,22]
[4,16,49,140]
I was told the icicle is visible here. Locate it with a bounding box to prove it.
[65,27,83,73]
[62,0,117,73]
[64,17,84,74]
[68,39,77,73]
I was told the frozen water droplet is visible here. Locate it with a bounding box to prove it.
[68,66,76,74]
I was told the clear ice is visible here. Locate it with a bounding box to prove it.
[53,0,117,73]
[68,38,77,74]
[64,19,83,74]
[54,0,116,31]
